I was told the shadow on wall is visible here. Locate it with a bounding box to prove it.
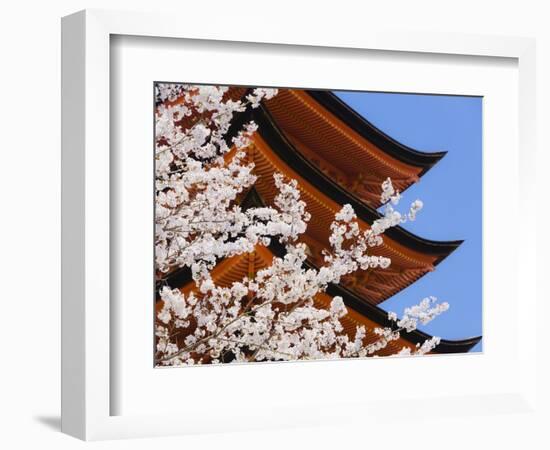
[34,415,61,432]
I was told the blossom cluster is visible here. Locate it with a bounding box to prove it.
[154,83,448,366]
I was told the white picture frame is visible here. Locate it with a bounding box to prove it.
[61,9,541,442]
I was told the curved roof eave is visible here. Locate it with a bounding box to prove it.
[326,282,482,354]
[306,90,447,175]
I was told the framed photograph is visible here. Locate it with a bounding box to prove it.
[62,9,540,441]
[151,82,481,368]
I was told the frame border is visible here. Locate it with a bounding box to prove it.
[61,8,537,440]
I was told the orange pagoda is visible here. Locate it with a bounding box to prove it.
[157,87,481,355]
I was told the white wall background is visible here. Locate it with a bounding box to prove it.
[0,1,548,448]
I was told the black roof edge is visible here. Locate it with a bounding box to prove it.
[268,238,480,354]
[248,104,462,260]
[326,283,482,354]
[306,90,447,174]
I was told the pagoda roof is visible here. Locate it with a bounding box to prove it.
[231,104,462,262]
[262,88,446,208]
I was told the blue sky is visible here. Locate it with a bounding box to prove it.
[334,91,483,352]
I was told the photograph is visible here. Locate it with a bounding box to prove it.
[153,83,483,367]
